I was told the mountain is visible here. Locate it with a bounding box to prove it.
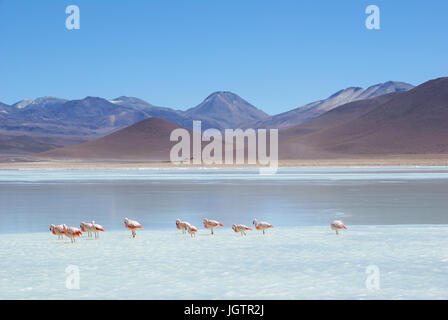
[0,92,268,155]
[0,134,86,156]
[1,92,268,140]
[0,83,418,157]
[36,118,186,161]
[279,78,448,158]
[0,101,11,109]
[0,97,155,156]
[2,83,410,139]
[0,102,12,118]
[12,96,68,110]
[355,81,413,100]
[109,96,193,129]
[250,81,414,130]
[184,91,269,130]
[1,96,150,137]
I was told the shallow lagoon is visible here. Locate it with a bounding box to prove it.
[1,226,447,299]
[2,167,448,233]
[0,167,447,299]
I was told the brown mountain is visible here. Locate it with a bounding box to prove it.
[37,118,186,161]
[280,77,448,158]
[0,131,87,156]
[250,81,414,130]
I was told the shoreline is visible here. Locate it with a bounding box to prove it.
[1,155,448,169]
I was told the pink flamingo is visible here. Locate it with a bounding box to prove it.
[330,220,347,235]
[91,221,105,238]
[203,218,224,235]
[176,219,183,232]
[253,218,274,235]
[232,224,252,236]
[124,217,143,238]
[62,225,83,243]
[187,225,198,237]
[80,221,95,237]
[176,219,191,234]
[49,224,65,239]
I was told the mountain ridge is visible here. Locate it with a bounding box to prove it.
[0,80,417,156]
[279,77,448,158]
[248,81,414,129]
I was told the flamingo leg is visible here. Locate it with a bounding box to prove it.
[263,229,265,235]
[211,229,214,235]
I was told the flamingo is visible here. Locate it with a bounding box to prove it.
[49,224,65,239]
[203,218,224,235]
[62,225,83,243]
[91,221,105,238]
[124,217,143,238]
[253,218,274,234]
[176,219,191,234]
[176,219,183,232]
[330,220,347,235]
[187,225,198,237]
[80,221,95,238]
[232,224,252,236]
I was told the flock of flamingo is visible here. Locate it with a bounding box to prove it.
[176,218,275,237]
[50,217,347,242]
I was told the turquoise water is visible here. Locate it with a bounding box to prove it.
[0,167,447,299]
[2,167,448,234]
[1,226,447,299]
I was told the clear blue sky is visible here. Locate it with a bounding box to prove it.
[0,0,447,114]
